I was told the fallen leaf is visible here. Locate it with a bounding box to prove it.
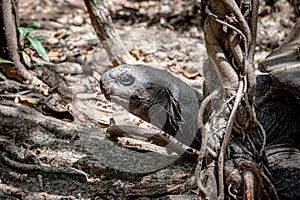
[14,96,41,105]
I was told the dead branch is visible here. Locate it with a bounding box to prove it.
[106,124,188,155]
[83,0,135,66]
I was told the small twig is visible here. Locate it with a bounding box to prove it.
[261,166,280,200]
[243,92,266,157]
[195,161,210,199]
[256,122,267,156]
[198,90,219,159]
[196,90,220,199]
[206,146,218,158]
[229,33,245,71]
[218,80,244,200]
[244,170,255,200]
[106,124,188,155]
[248,0,259,60]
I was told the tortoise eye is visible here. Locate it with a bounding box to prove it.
[119,75,135,86]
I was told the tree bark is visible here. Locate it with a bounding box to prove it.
[1,0,29,81]
[198,1,276,199]
[83,0,135,66]
[0,0,46,85]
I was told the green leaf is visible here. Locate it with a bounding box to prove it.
[28,23,41,30]
[18,27,34,39]
[32,62,44,67]
[27,36,49,62]
[33,35,48,40]
[21,51,31,67]
[0,58,14,64]
[89,0,97,7]
[0,71,6,80]
[18,23,41,40]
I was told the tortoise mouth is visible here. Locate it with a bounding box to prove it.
[100,79,111,101]
[103,92,111,101]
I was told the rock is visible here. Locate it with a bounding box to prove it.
[72,15,84,26]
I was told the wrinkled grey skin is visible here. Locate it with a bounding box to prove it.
[100,64,202,148]
[255,75,300,147]
[100,64,299,199]
[255,75,300,199]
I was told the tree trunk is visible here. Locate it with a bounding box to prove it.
[198,1,277,199]
[0,0,44,84]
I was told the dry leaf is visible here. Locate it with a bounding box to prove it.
[14,96,40,105]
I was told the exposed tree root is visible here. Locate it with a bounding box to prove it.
[199,1,278,199]
[0,184,77,200]
[1,152,87,181]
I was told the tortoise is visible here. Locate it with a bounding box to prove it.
[100,62,300,199]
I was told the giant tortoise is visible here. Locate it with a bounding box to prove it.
[100,58,300,199]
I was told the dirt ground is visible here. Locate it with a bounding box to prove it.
[0,0,298,199]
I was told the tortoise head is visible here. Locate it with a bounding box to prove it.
[100,64,182,130]
[100,64,201,147]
